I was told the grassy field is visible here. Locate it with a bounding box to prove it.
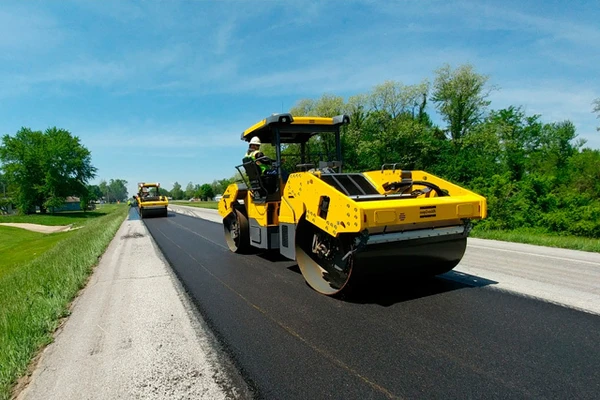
[0,228,77,279]
[171,200,219,209]
[0,204,120,227]
[0,204,128,400]
[471,227,600,253]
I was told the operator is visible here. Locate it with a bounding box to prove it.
[243,136,277,176]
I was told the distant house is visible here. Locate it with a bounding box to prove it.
[50,196,82,212]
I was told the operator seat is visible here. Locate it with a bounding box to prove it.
[241,159,277,202]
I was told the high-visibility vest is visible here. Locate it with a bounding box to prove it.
[245,150,268,174]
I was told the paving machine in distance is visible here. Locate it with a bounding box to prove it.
[137,182,168,218]
[218,114,487,296]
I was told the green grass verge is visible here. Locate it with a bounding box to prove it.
[0,227,76,279]
[471,227,600,253]
[0,205,128,400]
[0,204,121,227]
[171,201,219,209]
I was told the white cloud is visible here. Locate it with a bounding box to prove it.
[456,1,600,49]
[0,43,241,97]
[0,0,598,152]
[85,133,236,149]
[75,118,252,152]
[490,84,600,148]
[214,20,236,55]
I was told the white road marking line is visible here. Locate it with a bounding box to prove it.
[467,245,600,266]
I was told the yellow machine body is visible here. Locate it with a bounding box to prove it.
[278,169,486,233]
[218,114,487,296]
[137,182,168,218]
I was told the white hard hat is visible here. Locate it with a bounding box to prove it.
[250,136,261,145]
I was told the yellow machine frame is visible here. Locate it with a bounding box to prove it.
[137,182,168,218]
[219,114,487,295]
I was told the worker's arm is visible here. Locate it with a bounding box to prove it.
[255,152,272,164]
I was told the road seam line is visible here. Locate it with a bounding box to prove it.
[154,225,401,400]
[468,245,600,265]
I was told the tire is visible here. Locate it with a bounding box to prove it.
[295,219,353,296]
[224,209,250,253]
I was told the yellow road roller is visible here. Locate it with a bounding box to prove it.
[137,182,168,218]
[218,114,487,296]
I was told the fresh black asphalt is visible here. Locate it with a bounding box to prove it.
[139,209,600,400]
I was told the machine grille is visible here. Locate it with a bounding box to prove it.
[320,174,379,196]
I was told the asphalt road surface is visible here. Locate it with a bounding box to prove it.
[144,207,600,400]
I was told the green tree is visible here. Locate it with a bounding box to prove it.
[0,172,8,198]
[88,185,103,200]
[185,182,195,199]
[108,179,128,201]
[98,179,128,202]
[290,94,345,117]
[312,94,345,117]
[537,121,582,183]
[193,184,201,199]
[568,148,600,198]
[80,184,103,211]
[0,129,46,213]
[0,127,96,214]
[287,94,350,170]
[0,172,13,214]
[198,184,215,201]
[431,64,495,140]
[450,125,501,183]
[289,98,315,116]
[485,106,543,181]
[345,94,369,130]
[210,177,236,196]
[158,187,171,197]
[171,181,183,200]
[370,80,429,120]
[98,180,109,202]
[279,74,600,239]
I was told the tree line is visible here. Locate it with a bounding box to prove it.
[97,179,128,203]
[2,64,598,232]
[0,127,131,214]
[231,64,600,238]
[158,178,237,201]
[0,127,95,213]
[0,124,233,213]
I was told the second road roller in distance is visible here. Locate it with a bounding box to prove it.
[136,182,169,219]
[218,114,487,296]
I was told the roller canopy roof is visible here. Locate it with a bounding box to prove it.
[241,113,350,144]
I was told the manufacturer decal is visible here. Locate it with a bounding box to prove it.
[419,206,436,218]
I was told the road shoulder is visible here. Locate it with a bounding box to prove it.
[17,212,250,400]
[168,204,222,223]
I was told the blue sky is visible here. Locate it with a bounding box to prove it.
[1,0,598,197]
